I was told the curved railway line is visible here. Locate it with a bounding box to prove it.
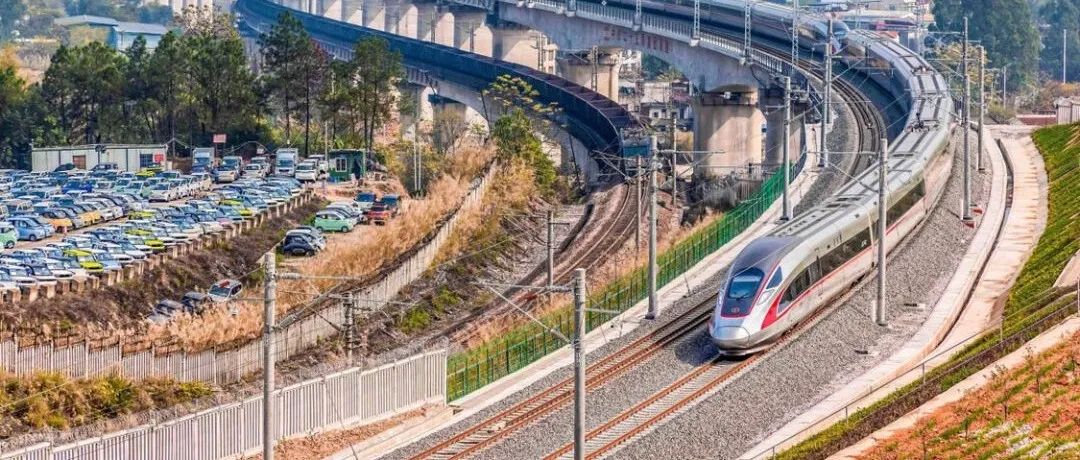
[405,24,891,460]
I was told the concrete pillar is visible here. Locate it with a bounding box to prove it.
[391,2,419,38]
[416,3,454,46]
[400,83,435,139]
[692,90,765,178]
[321,0,342,18]
[556,49,621,100]
[762,94,806,169]
[494,24,544,70]
[342,0,363,23]
[452,10,493,57]
[362,0,386,30]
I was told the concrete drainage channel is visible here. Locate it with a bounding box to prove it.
[0,190,316,305]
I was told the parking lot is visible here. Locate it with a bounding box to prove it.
[0,165,312,303]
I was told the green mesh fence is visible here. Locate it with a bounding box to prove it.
[445,169,789,401]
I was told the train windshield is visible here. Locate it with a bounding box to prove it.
[726,268,764,300]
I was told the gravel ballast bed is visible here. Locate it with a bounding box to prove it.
[386,134,987,460]
[614,137,989,460]
[381,99,865,460]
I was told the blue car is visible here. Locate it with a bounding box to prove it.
[8,216,54,241]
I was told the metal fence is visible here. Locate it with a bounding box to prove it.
[446,168,790,400]
[0,167,496,385]
[0,349,446,460]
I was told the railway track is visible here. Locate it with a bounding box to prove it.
[408,295,715,460]
[413,38,889,460]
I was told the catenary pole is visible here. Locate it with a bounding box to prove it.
[876,138,888,326]
[262,252,276,460]
[647,149,658,319]
[573,268,587,460]
[782,75,792,221]
[820,17,833,168]
[978,52,986,172]
[962,17,972,221]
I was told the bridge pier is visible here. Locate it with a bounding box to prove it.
[362,0,386,30]
[692,90,764,178]
[453,10,493,56]
[400,83,435,139]
[416,2,454,46]
[556,48,620,100]
[321,0,342,20]
[762,91,808,170]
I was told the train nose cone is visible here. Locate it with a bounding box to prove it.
[712,326,751,349]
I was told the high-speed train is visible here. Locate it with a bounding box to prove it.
[710,29,953,355]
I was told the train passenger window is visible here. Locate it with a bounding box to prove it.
[886,180,926,223]
[726,268,764,300]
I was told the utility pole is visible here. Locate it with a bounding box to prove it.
[1003,66,1008,109]
[635,156,642,255]
[791,0,799,64]
[875,138,887,326]
[820,17,833,168]
[670,110,679,211]
[414,141,422,194]
[546,209,555,293]
[262,252,276,460]
[782,75,792,221]
[978,52,986,172]
[646,149,658,320]
[1065,28,1069,83]
[572,268,587,460]
[344,292,355,363]
[962,17,972,222]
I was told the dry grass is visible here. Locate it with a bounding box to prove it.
[0,371,213,439]
[250,405,437,460]
[151,144,497,351]
[862,329,1080,459]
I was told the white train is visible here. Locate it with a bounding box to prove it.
[710,29,953,355]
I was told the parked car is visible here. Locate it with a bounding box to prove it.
[294,161,320,182]
[180,291,212,314]
[0,222,16,248]
[312,209,356,233]
[9,216,54,241]
[208,278,243,303]
[366,203,391,225]
[280,233,320,256]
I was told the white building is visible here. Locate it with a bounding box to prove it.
[32,144,169,172]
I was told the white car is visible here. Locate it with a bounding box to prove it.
[2,265,39,288]
[243,164,267,179]
[294,162,320,182]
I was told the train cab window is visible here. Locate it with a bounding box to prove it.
[726,268,764,301]
[765,268,783,290]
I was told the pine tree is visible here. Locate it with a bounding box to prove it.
[932,0,1040,88]
[260,12,312,144]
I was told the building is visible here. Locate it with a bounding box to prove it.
[1055,97,1080,125]
[32,144,169,172]
[54,15,170,50]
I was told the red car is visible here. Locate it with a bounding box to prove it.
[366,203,391,225]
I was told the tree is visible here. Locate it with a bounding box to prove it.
[184,30,259,143]
[491,108,555,193]
[0,0,27,40]
[1038,0,1080,81]
[345,37,403,155]
[123,36,157,142]
[260,12,311,144]
[297,46,328,155]
[146,31,186,144]
[932,0,1040,88]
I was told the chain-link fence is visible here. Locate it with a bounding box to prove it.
[446,170,788,401]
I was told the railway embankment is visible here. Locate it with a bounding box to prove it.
[742,123,1047,459]
[770,122,1080,460]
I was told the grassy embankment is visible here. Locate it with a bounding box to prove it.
[0,372,212,439]
[859,329,1080,459]
[773,123,1080,459]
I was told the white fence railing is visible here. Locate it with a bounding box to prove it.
[0,349,446,460]
[0,166,496,384]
